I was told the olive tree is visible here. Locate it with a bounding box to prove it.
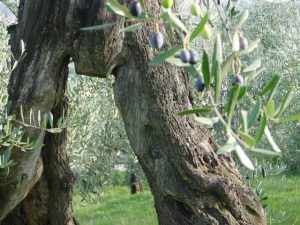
[1,0,298,224]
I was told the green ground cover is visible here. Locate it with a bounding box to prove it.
[74,175,300,225]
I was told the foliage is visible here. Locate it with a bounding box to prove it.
[86,0,300,171]
[67,67,137,198]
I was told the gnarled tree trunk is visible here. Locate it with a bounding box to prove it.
[0,0,266,224]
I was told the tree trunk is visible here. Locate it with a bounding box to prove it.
[111,2,266,225]
[0,0,266,224]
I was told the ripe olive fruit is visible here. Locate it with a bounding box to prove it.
[189,49,199,65]
[130,1,142,17]
[180,50,191,63]
[194,76,205,92]
[150,32,164,50]
[239,36,248,50]
[234,75,244,86]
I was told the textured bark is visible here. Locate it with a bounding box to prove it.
[111,2,266,225]
[0,0,266,224]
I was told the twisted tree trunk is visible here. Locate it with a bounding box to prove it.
[0,0,266,224]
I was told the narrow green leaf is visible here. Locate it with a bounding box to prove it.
[235,145,255,170]
[281,113,300,123]
[259,75,280,98]
[275,88,295,118]
[202,51,210,88]
[265,99,276,119]
[80,22,117,31]
[221,54,234,78]
[212,35,223,103]
[243,59,261,73]
[165,57,190,67]
[48,112,54,128]
[20,105,24,122]
[251,148,281,156]
[178,107,212,116]
[190,12,209,42]
[245,68,264,82]
[148,46,181,66]
[255,111,267,144]
[106,0,133,18]
[3,145,13,165]
[264,126,281,153]
[238,86,247,101]
[37,110,41,127]
[215,34,223,64]
[214,61,222,103]
[184,65,199,78]
[195,117,219,126]
[122,23,142,32]
[241,110,248,133]
[167,12,188,33]
[248,99,261,128]
[217,143,235,155]
[237,9,249,28]
[232,32,240,52]
[226,85,240,125]
[47,128,63,134]
[239,131,255,147]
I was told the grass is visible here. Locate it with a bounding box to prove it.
[74,175,300,225]
[261,175,300,225]
[74,184,158,225]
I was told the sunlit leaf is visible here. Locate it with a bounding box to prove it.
[190,12,209,42]
[264,126,281,153]
[235,145,255,170]
[106,0,133,18]
[251,148,281,156]
[195,117,219,126]
[167,12,188,33]
[237,9,249,28]
[239,131,255,147]
[243,59,261,73]
[178,107,212,116]
[165,57,190,67]
[232,32,240,52]
[241,110,248,133]
[148,46,181,65]
[265,99,276,119]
